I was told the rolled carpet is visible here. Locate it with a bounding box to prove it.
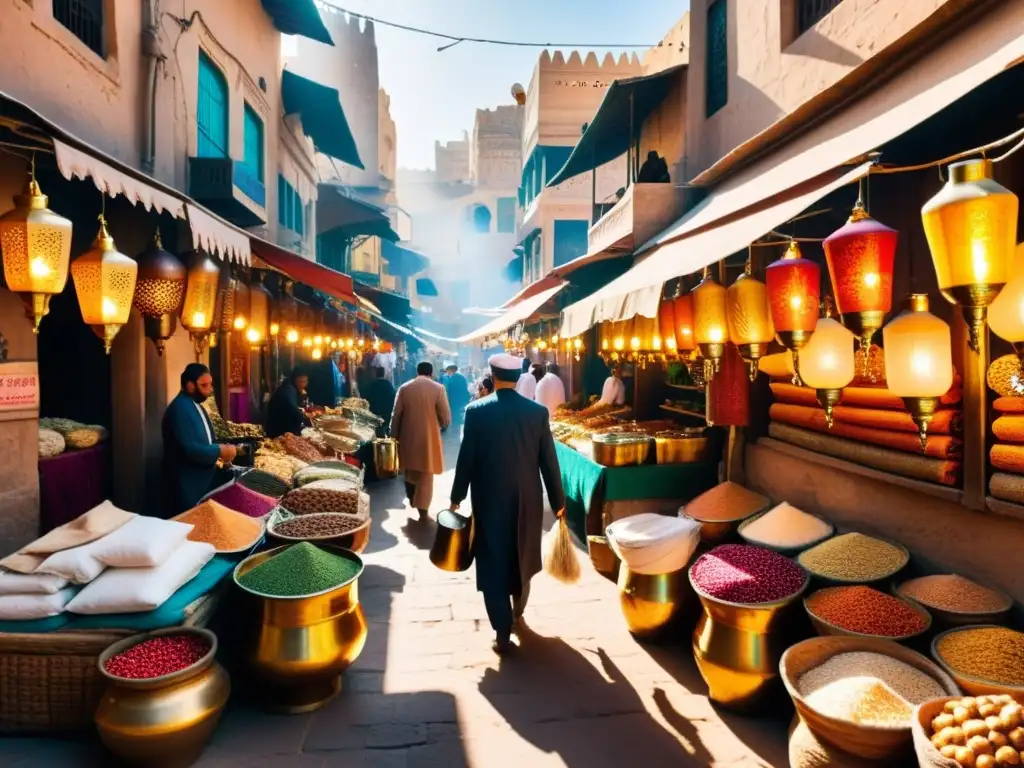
[768,422,962,486]
[993,415,1024,444]
[994,396,1024,414]
[990,472,1024,505]
[770,382,962,410]
[769,404,962,459]
[990,444,1024,474]
[773,402,959,435]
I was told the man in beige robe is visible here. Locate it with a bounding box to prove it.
[391,361,451,515]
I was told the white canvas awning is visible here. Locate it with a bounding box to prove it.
[457,282,566,343]
[185,204,251,264]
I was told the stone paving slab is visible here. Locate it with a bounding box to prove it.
[1,438,789,767]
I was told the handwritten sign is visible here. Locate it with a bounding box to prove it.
[0,362,40,413]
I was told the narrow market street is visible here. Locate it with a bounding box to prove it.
[1,437,788,768]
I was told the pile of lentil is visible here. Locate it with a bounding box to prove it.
[798,532,907,582]
[935,627,1024,686]
[104,634,210,679]
[683,481,770,522]
[898,574,1010,615]
[797,651,947,726]
[928,694,1024,768]
[176,500,263,551]
[690,544,806,603]
[805,585,928,637]
[741,502,832,549]
[237,542,360,597]
[271,513,364,540]
[237,469,290,498]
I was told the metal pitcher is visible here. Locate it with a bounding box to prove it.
[430,509,474,572]
[372,437,399,479]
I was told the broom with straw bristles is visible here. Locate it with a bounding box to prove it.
[544,509,581,584]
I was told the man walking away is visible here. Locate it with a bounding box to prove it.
[450,353,565,655]
[515,358,537,400]
[391,361,451,516]
[162,364,237,517]
[534,362,566,417]
[364,366,396,437]
[444,364,471,428]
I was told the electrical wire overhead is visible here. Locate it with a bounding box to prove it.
[316,1,660,51]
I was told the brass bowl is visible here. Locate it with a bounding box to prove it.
[591,433,652,467]
[797,533,910,587]
[233,545,368,713]
[689,566,811,712]
[653,431,710,464]
[587,535,620,582]
[95,627,230,767]
[618,565,696,641]
[804,587,932,644]
[895,578,1014,628]
[266,512,371,554]
[781,636,959,761]
[931,625,1024,701]
[736,509,834,557]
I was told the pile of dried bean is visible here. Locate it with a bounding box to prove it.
[272,513,364,539]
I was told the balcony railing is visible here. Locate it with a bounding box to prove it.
[797,0,844,35]
[188,157,266,228]
[52,0,104,57]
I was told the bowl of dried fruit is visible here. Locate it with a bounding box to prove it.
[266,510,371,553]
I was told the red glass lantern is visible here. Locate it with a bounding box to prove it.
[766,241,820,382]
[658,283,677,356]
[672,289,695,352]
[823,202,897,356]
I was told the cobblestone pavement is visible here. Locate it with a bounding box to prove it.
[1,437,790,767]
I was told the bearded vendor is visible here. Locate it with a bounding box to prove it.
[161,363,236,517]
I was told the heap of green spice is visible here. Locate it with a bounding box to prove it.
[238,542,360,597]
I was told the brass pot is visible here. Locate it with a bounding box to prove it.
[373,437,400,479]
[233,545,367,714]
[618,565,697,641]
[591,432,652,467]
[95,627,230,767]
[653,430,710,464]
[587,535,620,582]
[690,569,811,713]
[430,509,474,572]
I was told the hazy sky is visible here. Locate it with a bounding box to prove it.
[317,0,690,170]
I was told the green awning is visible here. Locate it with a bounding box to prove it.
[546,65,685,188]
[282,70,363,169]
[260,0,333,45]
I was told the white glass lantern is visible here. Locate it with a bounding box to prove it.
[799,315,855,428]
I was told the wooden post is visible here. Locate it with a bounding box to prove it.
[959,313,988,510]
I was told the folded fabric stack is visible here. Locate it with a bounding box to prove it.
[605,513,701,575]
[989,395,1024,505]
[764,348,963,486]
[0,502,218,633]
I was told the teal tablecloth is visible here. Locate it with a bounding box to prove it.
[554,442,717,542]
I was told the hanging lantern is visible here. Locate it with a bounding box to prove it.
[71,217,138,354]
[692,269,728,382]
[823,201,897,369]
[572,336,583,361]
[611,318,632,359]
[133,232,186,356]
[0,176,74,332]
[246,273,271,348]
[659,281,678,357]
[598,320,612,358]
[277,280,299,340]
[987,244,1024,389]
[882,294,954,452]
[766,241,820,385]
[311,346,323,360]
[726,261,774,381]
[231,278,250,332]
[214,269,237,333]
[922,158,1019,352]
[180,250,220,361]
[673,286,696,353]
[799,299,855,429]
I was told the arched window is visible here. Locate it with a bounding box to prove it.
[472,204,491,233]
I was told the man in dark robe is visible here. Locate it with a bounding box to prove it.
[266,367,311,438]
[364,366,396,437]
[161,363,236,517]
[450,353,566,655]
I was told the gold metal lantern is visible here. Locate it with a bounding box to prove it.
[133,232,186,355]
[231,278,250,332]
[692,268,728,382]
[215,269,239,333]
[0,177,74,331]
[180,251,221,361]
[246,273,271,348]
[727,261,775,381]
[922,158,1019,352]
[71,217,138,354]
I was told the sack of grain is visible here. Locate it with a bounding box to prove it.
[911,698,960,768]
[280,478,363,517]
[210,482,278,518]
[254,451,308,482]
[36,541,107,584]
[65,540,215,615]
[0,587,77,620]
[88,515,193,568]
[789,716,883,768]
[606,513,701,575]
[65,426,104,449]
[38,428,65,458]
[0,570,68,595]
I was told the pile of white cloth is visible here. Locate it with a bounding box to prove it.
[605,513,701,575]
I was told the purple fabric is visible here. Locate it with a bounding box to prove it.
[229,391,251,424]
[38,443,112,535]
[211,482,277,518]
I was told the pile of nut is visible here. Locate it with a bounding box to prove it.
[272,513,364,540]
[929,695,1024,767]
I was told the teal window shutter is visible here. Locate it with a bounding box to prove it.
[197,51,229,158]
[277,175,287,227]
[496,198,516,233]
[706,0,728,117]
[242,105,264,182]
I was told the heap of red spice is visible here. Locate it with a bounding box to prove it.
[104,634,211,679]
[807,585,928,637]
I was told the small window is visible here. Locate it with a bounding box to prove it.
[797,0,844,36]
[496,198,516,233]
[242,105,264,183]
[197,51,229,158]
[705,0,728,118]
[52,0,104,58]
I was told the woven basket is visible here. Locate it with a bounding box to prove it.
[0,590,221,733]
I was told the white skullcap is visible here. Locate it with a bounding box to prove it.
[488,353,524,372]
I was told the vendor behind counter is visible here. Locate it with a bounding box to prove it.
[266,367,312,438]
